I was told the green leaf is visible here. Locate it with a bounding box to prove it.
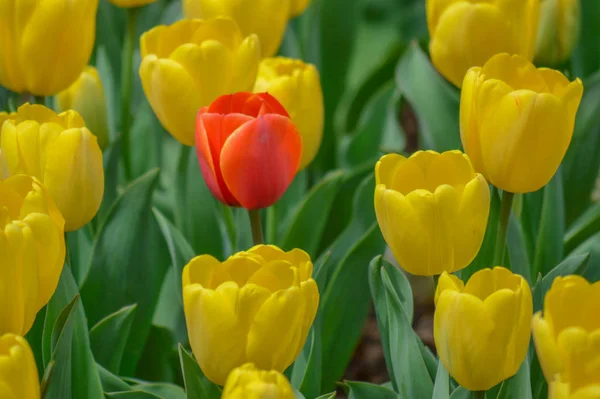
[174,146,225,258]
[96,138,121,229]
[507,215,532,284]
[461,187,500,281]
[105,392,162,399]
[90,304,137,374]
[290,319,322,398]
[564,201,600,253]
[345,381,401,399]
[132,383,186,399]
[379,259,434,398]
[179,345,221,399]
[496,356,531,399]
[279,170,345,257]
[66,226,94,286]
[135,326,179,384]
[81,169,170,375]
[395,42,461,151]
[533,170,565,277]
[294,388,307,399]
[571,232,600,282]
[319,223,386,391]
[532,253,590,311]
[98,364,132,392]
[43,268,103,399]
[432,361,450,399]
[130,102,162,180]
[449,387,471,399]
[571,0,600,78]
[315,393,336,399]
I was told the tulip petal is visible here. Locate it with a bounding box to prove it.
[533,312,564,382]
[182,255,222,288]
[220,114,301,210]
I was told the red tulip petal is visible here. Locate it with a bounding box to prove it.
[244,92,290,118]
[208,92,254,114]
[195,110,253,206]
[220,114,302,210]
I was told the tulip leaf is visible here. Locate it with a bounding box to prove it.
[449,387,471,399]
[279,170,345,257]
[507,215,532,284]
[572,0,600,78]
[291,318,322,398]
[81,169,170,375]
[43,267,104,399]
[271,171,309,242]
[95,137,121,231]
[533,170,565,277]
[563,71,600,224]
[174,146,225,259]
[394,42,461,152]
[319,223,386,391]
[345,381,401,399]
[66,226,94,286]
[130,103,163,180]
[376,258,434,398]
[294,388,307,399]
[532,253,590,312]
[315,393,336,399]
[153,207,196,305]
[461,187,500,281]
[178,345,221,399]
[432,361,450,399]
[135,325,180,384]
[495,356,531,399]
[316,172,376,290]
[564,201,600,254]
[98,363,132,392]
[105,392,162,399]
[571,231,600,282]
[131,383,186,399]
[89,304,138,374]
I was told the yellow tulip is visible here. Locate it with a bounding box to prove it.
[374,150,490,276]
[182,245,319,385]
[434,267,533,391]
[0,175,65,335]
[461,53,583,193]
[426,0,540,87]
[0,0,98,96]
[0,334,40,398]
[183,0,288,57]
[108,0,157,7]
[139,18,261,146]
[56,66,110,150]
[254,57,323,169]
[532,276,600,398]
[221,364,295,399]
[290,0,311,18]
[536,0,581,66]
[1,104,104,232]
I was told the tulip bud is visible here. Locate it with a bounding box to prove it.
[0,334,41,398]
[196,92,302,210]
[460,53,583,193]
[254,57,323,170]
[183,0,290,57]
[374,150,490,276]
[139,18,261,146]
[426,0,540,87]
[222,364,295,399]
[182,245,319,385]
[0,175,65,335]
[0,0,98,96]
[56,66,110,150]
[434,267,533,391]
[532,276,600,397]
[1,104,104,232]
[535,0,580,66]
[108,0,157,7]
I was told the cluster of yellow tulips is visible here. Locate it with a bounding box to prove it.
[0,0,598,397]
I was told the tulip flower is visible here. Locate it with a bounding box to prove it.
[182,245,319,385]
[434,267,533,391]
[0,175,65,335]
[461,53,583,193]
[532,276,600,398]
[196,92,302,210]
[222,364,295,399]
[0,0,98,96]
[1,104,104,232]
[254,57,323,170]
[139,18,261,146]
[183,0,289,57]
[535,0,581,66]
[426,0,540,87]
[290,0,311,17]
[374,150,490,276]
[0,334,40,398]
[56,66,110,150]
[108,0,157,7]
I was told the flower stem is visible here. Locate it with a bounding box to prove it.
[493,190,514,266]
[120,6,139,181]
[248,209,264,246]
[472,391,485,399]
[266,204,277,244]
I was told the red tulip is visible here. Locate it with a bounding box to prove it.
[195,92,302,210]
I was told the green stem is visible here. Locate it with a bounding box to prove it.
[64,232,71,268]
[120,7,139,181]
[33,95,45,106]
[472,391,485,399]
[493,191,515,266]
[221,204,237,248]
[265,204,278,244]
[248,209,264,246]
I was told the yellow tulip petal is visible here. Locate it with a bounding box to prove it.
[533,312,565,382]
[374,153,407,187]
